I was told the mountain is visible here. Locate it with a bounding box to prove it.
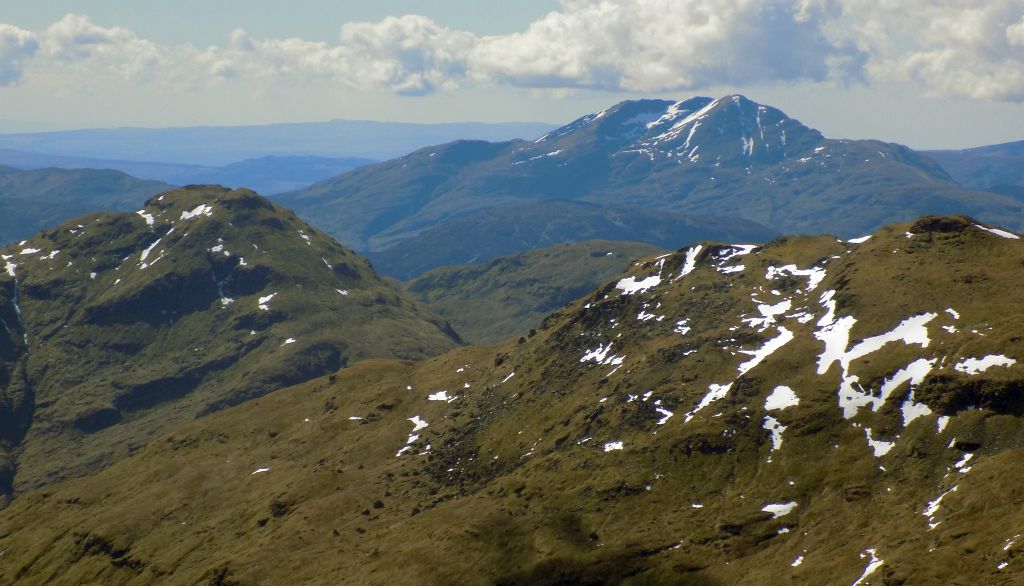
[3,214,1023,584]
[0,185,460,500]
[407,240,665,344]
[926,141,1024,190]
[0,166,172,245]
[368,200,777,279]
[0,120,559,166]
[280,95,1023,256]
[0,149,374,195]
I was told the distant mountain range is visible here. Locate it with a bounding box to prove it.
[0,149,374,195]
[924,140,1024,191]
[0,119,559,166]
[5,214,1024,584]
[0,186,460,499]
[281,95,1023,278]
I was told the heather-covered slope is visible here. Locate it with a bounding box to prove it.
[0,186,460,499]
[407,240,664,344]
[280,95,1022,257]
[3,215,1024,584]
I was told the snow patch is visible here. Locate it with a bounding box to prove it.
[616,274,661,295]
[974,224,1019,240]
[765,386,799,411]
[954,355,1016,375]
[258,292,277,311]
[180,204,213,221]
[677,245,703,279]
[852,549,884,586]
[737,327,794,376]
[761,501,798,518]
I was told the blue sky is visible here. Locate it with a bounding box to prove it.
[1,1,1023,149]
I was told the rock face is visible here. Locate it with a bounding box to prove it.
[2,215,1024,585]
[280,95,1022,266]
[0,185,461,498]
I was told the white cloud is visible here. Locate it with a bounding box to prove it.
[2,2,1024,101]
[0,23,39,86]
[40,14,161,80]
[1010,17,1024,46]
[840,0,1024,101]
[468,0,858,91]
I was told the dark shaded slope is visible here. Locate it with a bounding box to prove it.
[407,240,665,344]
[368,200,776,279]
[926,140,1024,189]
[0,166,171,244]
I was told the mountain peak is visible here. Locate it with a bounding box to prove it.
[0,185,461,498]
[531,95,819,165]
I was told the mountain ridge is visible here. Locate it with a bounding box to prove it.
[2,214,1023,584]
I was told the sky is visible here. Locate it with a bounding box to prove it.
[1,0,1023,149]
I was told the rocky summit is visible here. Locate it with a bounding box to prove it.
[0,185,460,500]
[2,215,1022,584]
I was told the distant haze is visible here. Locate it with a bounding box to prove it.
[0,120,558,166]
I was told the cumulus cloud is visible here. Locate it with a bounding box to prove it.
[40,14,161,80]
[843,0,1024,101]
[2,1,1024,101]
[468,0,859,91]
[200,16,474,95]
[0,23,39,86]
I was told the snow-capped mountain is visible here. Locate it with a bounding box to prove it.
[280,95,1022,276]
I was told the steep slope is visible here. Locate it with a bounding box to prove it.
[0,185,460,499]
[0,166,172,244]
[280,95,1022,253]
[926,140,1024,189]
[407,240,665,344]
[3,216,1024,584]
[367,200,775,279]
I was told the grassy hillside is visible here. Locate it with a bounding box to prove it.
[3,215,1024,584]
[0,185,460,500]
[407,240,664,344]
